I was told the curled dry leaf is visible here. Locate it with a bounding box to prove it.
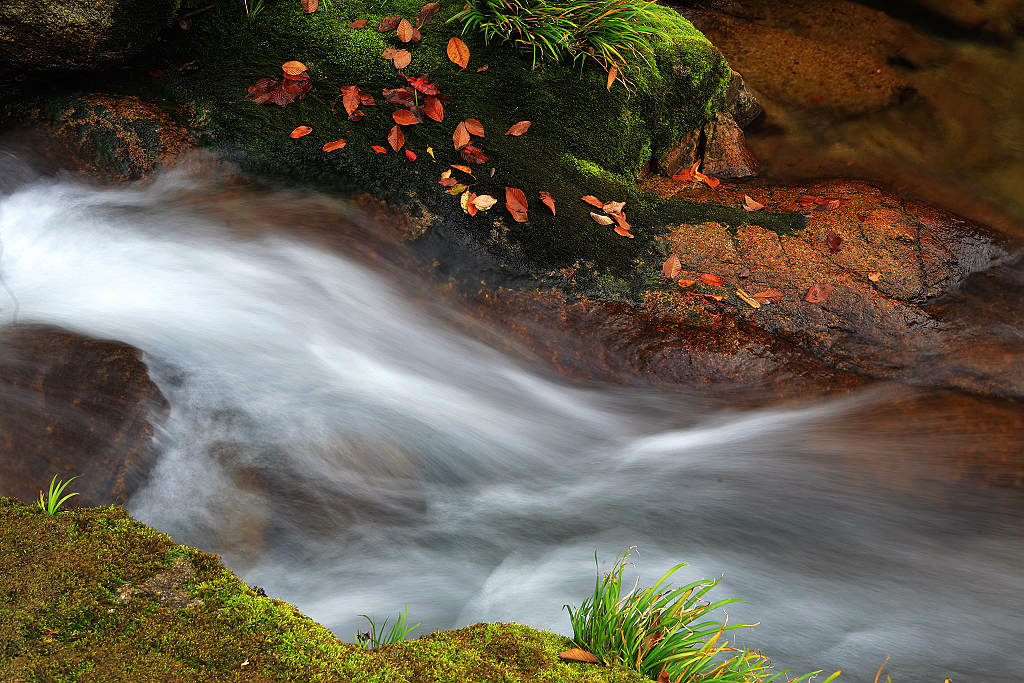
[423,95,444,122]
[460,190,477,215]
[662,255,682,280]
[699,273,724,286]
[826,231,843,252]
[612,212,630,231]
[804,283,833,303]
[868,272,881,282]
[539,190,556,215]
[382,86,416,107]
[677,279,696,288]
[282,60,308,76]
[348,19,369,28]
[417,2,440,27]
[606,64,618,91]
[397,18,416,42]
[348,109,365,122]
[378,16,402,32]
[405,148,417,161]
[393,50,412,69]
[451,164,473,174]
[464,118,485,136]
[816,199,843,211]
[447,36,470,69]
[693,169,720,189]
[472,194,498,211]
[590,212,614,226]
[671,161,700,183]
[371,145,388,153]
[752,289,784,304]
[393,110,421,125]
[735,288,762,309]
[388,124,405,152]
[427,146,435,159]
[614,225,634,238]
[559,649,599,664]
[581,195,604,208]
[700,293,724,301]
[797,194,824,205]
[742,195,764,211]
[322,139,346,152]
[301,0,318,13]
[289,125,312,138]
[453,122,471,150]
[506,120,531,136]
[602,200,625,214]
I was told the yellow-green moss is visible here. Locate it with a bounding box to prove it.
[0,498,647,682]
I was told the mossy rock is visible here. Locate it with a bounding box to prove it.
[0,497,647,681]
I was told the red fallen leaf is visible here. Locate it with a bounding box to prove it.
[752,289,784,304]
[393,50,412,69]
[417,2,441,27]
[282,60,308,76]
[678,279,696,288]
[477,64,489,72]
[506,120,531,136]
[405,148,417,161]
[340,85,361,116]
[247,76,312,106]
[804,283,833,303]
[289,125,312,139]
[438,177,458,187]
[464,118,485,136]
[451,164,473,174]
[348,19,369,28]
[539,190,556,215]
[662,255,682,280]
[694,169,720,189]
[397,18,416,42]
[322,138,346,152]
[465,191,479,216]
[857,214,867,221]
[423,96,444,122]
[826,231,843,252]
[393,110,421,125]
[371,145,388,153]
[402,73,440,95]
[447,36,470,69]
[699,273,724,286]
[453,122,471,150]
[559,648,599,664]
[506,187,529,222]
[359,92,375,106]
[460,144,489,165]
[382,87,416,107]
[797,194,824,205]
[816,199,842,211]
[381,48,399,60]
[301,0,318,13]
[868,272,881,282]
[378,16,402,32]
[388,125,405,152]
[581,195,604,209]
[348,109,365,122]
[606,64,618,91]
[742,195,764,211]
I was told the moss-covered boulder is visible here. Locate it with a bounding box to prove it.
[0,0,181,74]
[0,497,647,681]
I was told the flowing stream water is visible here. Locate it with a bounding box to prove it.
[1,149,1022,682]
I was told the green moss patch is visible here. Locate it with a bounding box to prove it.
[0,498,646,681]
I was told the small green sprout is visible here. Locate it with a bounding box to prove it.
[355,605,420,649]
[37,475,80,516]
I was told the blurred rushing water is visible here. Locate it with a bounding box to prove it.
[0,153,1022,682]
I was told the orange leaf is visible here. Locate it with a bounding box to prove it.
[381,48,399,60]
[388,124,405,152]
[464,118,484,136]
[581,195,604,208]
[662,255,682,280]
[282,60,308,76]
[341,86,361,116]
[451,164,473,174]
[397,18,416,42]
[602,200,625,214]
[699,273,724,286]
[438,177,457,187]
[393,110,420,125]
[447,36,470,69]
[301,0,318,13]
[476,64,489,72]
[322,138,346,152]
[378,16,401,32]
[505,186,528,212]
[606,64,618,91]
[505,120,531,136]
[405,148,417,161]
[612,212,630,231]
[289,125,312,138]
[752,289,784,304]
[539,190,556,215]
[694,170,720,189]
[392,50,412,69]
[423,96,444,122]
[371,145,388,153]
[678,279,696,288]
[671,161,700,183]
[804,283,833,303]
[559,648,599,664]
[348,19,369,28]
[614,225,634,238]
[453,122,471,150]
[868,272,881,282]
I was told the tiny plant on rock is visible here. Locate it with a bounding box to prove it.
[37,475,80,516]
[355,605,420,649]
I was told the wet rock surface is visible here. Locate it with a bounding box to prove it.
[0,324,168,506]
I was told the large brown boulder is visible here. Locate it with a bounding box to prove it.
[0,0,180,74]
[0,324,168,506]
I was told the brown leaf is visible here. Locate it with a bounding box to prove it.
[797,194,824,205]
[282,60,308,76]
[461,190,478,216]
[371,145,388,153]
[700,293,724,301]
[247,75,313,106]
[438,177,458,187]
[694,169,720,189]
[348,19,369,28]
[602,200,625,214]
[359,92,375,106]
[752,289,784,304]
[341,86,361,116]
[476,64,489,72]
[322,138,346,152]
[606,64,618,91]
[804,283,833,303]
[453,122,471,150]
[447,36,470,69]
[506,120,531,136]
[464,118,485,136]
[381,48,399,60]
[590,212,614,226]
[558,648,599,664]
[505,187,529,221]
[382,86,416,107]
[742,195,764,211]
[612,211,630,231]
[378,17,401,32]
[393,110,421,125]
[289,125,312,138]
[417,2,441,27]
[662,255,682,280]
[348,109,365,122]
[581,195,604,209]
[671,161,700,183]
[826,231,843,253]
[460,144,489,165]
[397,18,415,42]
[392,49,412,69]
[388,124,405,152]
[699,273,724,286]
[301,0,318,13]
[539,191,556,215]
[868,272,881,282]
[678,279,696,288]
[423,96,444,122]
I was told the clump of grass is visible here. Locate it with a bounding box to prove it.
[355,605,421,649]
[449,0,674,89]
[565,548,842,683]
[37,474,80,516]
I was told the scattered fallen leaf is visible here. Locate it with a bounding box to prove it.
[392,50,412,69]
[282,60,308,76]
[301,0,318,13]
[322,138,346,152]
[606,64,618,91]
[742,195,764,211]
[804,283,833,303]
[438,177,457,187]
[857,214,867,221]
[700,293,724,301]
[460,144,489,164]
[506,120,531,136]
[476,64,489,72]
[447,37,470,69]
[371,145,388,153]
[378,17,402,32]
[539,190,556,215]
[506,186,529,222]
[423,95,444,121]
[247,76,312,106]
[393,110,421,125]
[381,48,399,60]
[397,18,416,42]
[662,255,682,280]
[359,91,375,106]
[403,73,440,95]
[671,161,700,183]
[453,122,471,149]
[405,148,417,161]
[614,226,634,238]
[464,118,485,136]
[677,279,696,288]
[612,212,630,232]
[694,169,720,189]
[826,231,843,253]
[446,183,468,195]
[699,273,724,286]
[868,272,881,282]
[460,189,474,214]
[797,194,824,205]
[590,212,614,226]
[417,2,441,27]
[490,167,496,177]
[427,146,435,159]
[735,288,762,309]
[602,200,625,214]
[348,19,369,28]
[348,109,365,122]
[581,195,604,208]
[341,85,361,115]
[440,169,451,180]
[472,194,498,211]
[388,124,405,151]
[451,164,473,174]
[752,289,784,304]
[816,199,842,211]
[382,86,416,107]
[289,125,312,138]
[559,649,600,664]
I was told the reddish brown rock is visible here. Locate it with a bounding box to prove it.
[656,128,703,177]
[701,112,759,178]
[0,324,168,506]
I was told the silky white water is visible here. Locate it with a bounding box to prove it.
[1,155,1021,682]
